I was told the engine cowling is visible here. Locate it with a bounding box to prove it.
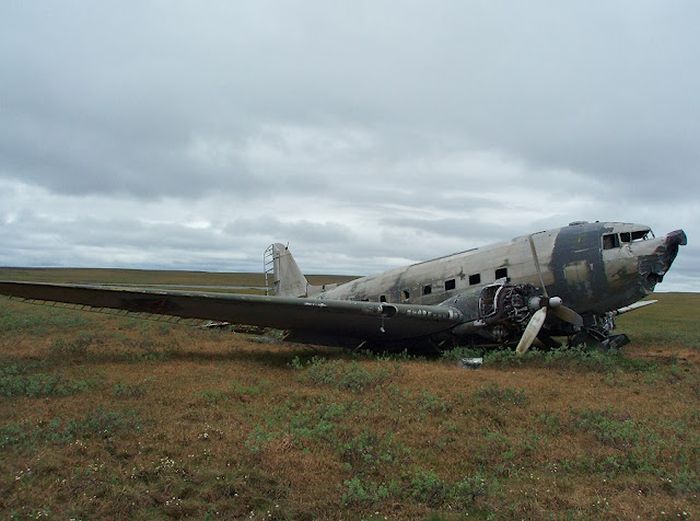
[449,283,542,343]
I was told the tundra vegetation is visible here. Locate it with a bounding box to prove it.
[0,269,698,520]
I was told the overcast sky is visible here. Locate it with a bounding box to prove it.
[1,1,698,291]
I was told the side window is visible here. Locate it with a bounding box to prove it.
[445,279,456,291]
[603,233,620,250]
[469,273,481,285]
[379,295,387,302]
[620,232,631,243]
[495,267,508,280]
[423,285,432,295]
[402,290,410,300]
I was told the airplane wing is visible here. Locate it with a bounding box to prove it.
[0,281,464,343]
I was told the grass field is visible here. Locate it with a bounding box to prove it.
[0,270,698,520]
[0,267,355,291]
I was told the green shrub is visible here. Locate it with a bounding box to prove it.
[341,476,390,505]
[58,407,139,440]
[230,381,262,397]
[473,384,528,407]
[303,357,396,392]
[0,306,88,335]
[0,422,28,449]
[49,333,93,357]
[340,430,397,469]
[440,346,484,361]
[574,409,641,448]
[288,402,346,443]
[1,407,140,450]
[483,346,658,372]
[0,367,96,398]
[451,473,489,504]
[662,469,700,495]
[198,389,229,404]
[289,356,304,370]
[409,470,448,507]
[416,390,451,414]
[538,411,562,435]
[244,425,275,453]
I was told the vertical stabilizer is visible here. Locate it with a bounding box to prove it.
[264,243,311,297]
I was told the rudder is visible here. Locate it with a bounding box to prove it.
[264,243,312,297]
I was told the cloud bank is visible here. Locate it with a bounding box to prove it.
[1,1,697,291]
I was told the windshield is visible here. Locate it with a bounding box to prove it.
[604,228,654,249]
[620,228,653,243]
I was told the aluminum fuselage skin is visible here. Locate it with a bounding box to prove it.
[317,222,684,320]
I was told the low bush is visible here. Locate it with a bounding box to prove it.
[472,384,528,408]
[0,365,96,398]
[49,333,94,358]
[302,357,398,392]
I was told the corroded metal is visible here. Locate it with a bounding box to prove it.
[0,221,687,350]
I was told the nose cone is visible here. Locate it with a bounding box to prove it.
[667,229,688,247]
[638,229,687,289]
[661,229,687,272]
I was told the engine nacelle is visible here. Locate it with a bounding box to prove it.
[449,282,542,342]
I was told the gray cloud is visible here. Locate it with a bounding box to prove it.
[0,1,697,290]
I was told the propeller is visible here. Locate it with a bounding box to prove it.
[515,295,583,355]
[515,307,547,355]
[517,236,583,355]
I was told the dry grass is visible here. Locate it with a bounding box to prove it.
[0,267,356,290]
[0,274,698,520]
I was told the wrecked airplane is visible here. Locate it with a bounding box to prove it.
[0,221,687,353]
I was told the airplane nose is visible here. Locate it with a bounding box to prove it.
[638,229,687,287]
[662,229,687,273]
[667,229,688,247]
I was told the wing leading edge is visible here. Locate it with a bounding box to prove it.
[0,281,463,342]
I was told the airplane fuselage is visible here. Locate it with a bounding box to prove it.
[318,221,685,322]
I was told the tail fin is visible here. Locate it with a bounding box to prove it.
[264,243,315,297]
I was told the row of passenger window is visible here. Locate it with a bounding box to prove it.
[381,267,509,302]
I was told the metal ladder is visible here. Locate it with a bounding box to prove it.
[262,244,276,296]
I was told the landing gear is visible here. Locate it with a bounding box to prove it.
[569,329,630,350]
[568,312,630,350]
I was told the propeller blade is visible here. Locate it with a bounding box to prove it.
[515,307,547,355]
[551,304,583,327]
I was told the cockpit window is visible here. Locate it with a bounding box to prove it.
[616,228,654,249]
[603,233,620,250]
[620,229,653,244]
[631,229,651,241]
